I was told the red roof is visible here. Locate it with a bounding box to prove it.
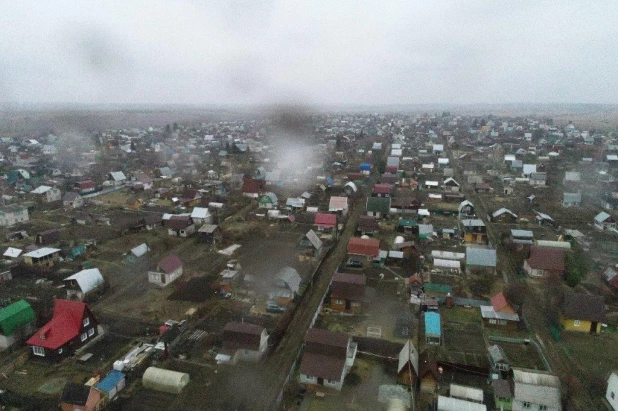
[373,184,393,195]
[526,247,565,272]
[315,213,337,228]
[158,254,183,274]
[242,179,263,194]
[347,237,380,257]
[491,292,514,313]
[27,299,91,350]
[77,180,95,189]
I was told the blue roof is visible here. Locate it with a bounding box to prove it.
[425,312,441,336]
[360,163,371,171]
[96,370,125,392]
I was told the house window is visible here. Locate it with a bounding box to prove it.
[611,391,615,400]
[489,319,497,324]
[334,299,344,305]
[32,346,45,356]
[83,317,90,327]
[522,402,531,409]
[540,406,548,411]
[80,332,87,342]
[58,348,63,354]
[88,328,95,337]
[574,320,581,326]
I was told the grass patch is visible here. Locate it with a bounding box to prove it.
[441,306,482,324]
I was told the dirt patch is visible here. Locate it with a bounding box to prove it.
[168,276,219,302]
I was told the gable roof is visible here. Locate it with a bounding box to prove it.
[299,328,349,381]
[512,368,561,409]
[329,196,348,211]
[492,208,517,219]
[595,211,614,223]
[331,273,366,301]
[222,322,265,352]
[466,247,497,267]
[526,246,564,271]
[109,171,126,181]
[23,247,61,259]
[63,269,104,294]
[131,243,149,257]
[347,237,380,257]
[315,213,337,228]
[3,247,22,258]
[60,382,92,405]
[372,184,393,195]
[158,254,183,273]
[276,267,301,293]
[366,196,391,213]
[398,339,419,376]
[305,230,323,250]
[27,299,92,349]
[561,292,606,323]
[0,299,36,336]
[491,292,513,313]
[242,178,263,194]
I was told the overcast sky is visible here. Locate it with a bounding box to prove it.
[1,1,617,106]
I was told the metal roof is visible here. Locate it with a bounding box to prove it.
[64,268,104,294]
[23,247,60,258]
[466,247,497,267]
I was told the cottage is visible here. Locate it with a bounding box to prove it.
[488,344,510,380]
[62,192,84,209]
[437,395,487,411]
[274,267,301,299]
[133,172,154,190]
[443,177,460,193]
[529,172,547,186]
[492,379,513,410]
[26,299,98,361]
[23,247,61,267]
[466,246,497,275]
[198,224,222,245]
[36,229,60,245]
[397,339,419,386]
[315,213,337,232]
[31,185,62,203]
[562,192,581,207]
[491,208,517,223]
[418,350,440,394]
[366,196,391,219]
[63,268,105,301]
[372,183,394,197]
[329,273,366,313]
[190,207,212,224]
[241,178,264,198]
[357,216,379,235]
[481,292,519,330]
[258,192,278,209]
[109,171,127,186]
[74,180,96,194]
[458,200,475,219]
[594,212,616,231]
[0,204,29,226]
[329,196,349,215]
[559,292,606,334]
[523,247,564,278]
[512,368,562,411]
[0,299,36,351]
[602,265,618,290]
[462,219,487,244]
[60,382,104,411]
[148,255,184,287]
[167,215,195,237]
[511,229,534,245]
[298,328,357,391]
[3,247,22,260]
[216,322,269,365]
[347,237,380,261]
[424,312,441,345]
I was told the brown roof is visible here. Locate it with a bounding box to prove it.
[492,379,513,398]
[167,215,192,230]
[157,254,183,274]
[526,247,565,272]
[331,273,366,301]
[299,328,349,381]
[222,322,264,351]
[418,350,439,379]
[242,179,263,194]
[561,293,606,323]
[357,216,379,232]
[347,237,380,257]
[298,353,346,381]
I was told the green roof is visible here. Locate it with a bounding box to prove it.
[0,300,36,336]
[424,283,452,294]
[366,197,391,214]
[398,218,417,227]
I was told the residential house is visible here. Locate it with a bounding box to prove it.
[258,192,278,209]
[594,212,616,231]
[3,247,22,260]
[512,368,562,411]
[125,197,142,210]
[458,200,475,219]
[60,382,104,411]
[347,237,380,261]
[198,224,222,245]
[133,173,153,190]
[562,192,581,207]
[167,215,195,237]
[462,219,487,244]
[190,207,212,224]
[329,273,366,313]
[492,379,513,410]
[62,192,84,209]
[63,268,105,301]
[148,255,184,287]
[109,171,127,186]
[443,177,460,193]
[273,267,302,304]
[241,178,264,198]
[74,180,96,194]
[0,299,36,351]
[397,339,419,386]
[563,171,581,185]
[216,322,269,365]
[523,247,565,278]
[522,164,537,177]
[491,208,517,223]
[298,328,357,391]
[0,204,29,226]
[559,292,606,334]
[481,292,520,330]
[31,185,62,203]
[36,228,60,245]
[329,196,349,215]
[366,196,391,219]
[418,350,440,394]
[466,246,497,275]
[23,247,61,267]
[357,216,379,235]
[424,312,441,345]
[315,213,337,232]
[529,172,547,186]
[606,371,618,411]
[510,229,534,245]
[488,344,510,380]
[372,183,394,197]
[26,299,98,361]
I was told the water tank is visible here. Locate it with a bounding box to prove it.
[394,236,405,244]
[142,367,190,394]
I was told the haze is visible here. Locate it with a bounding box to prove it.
[1,1,617,106]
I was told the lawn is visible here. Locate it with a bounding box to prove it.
[441,306,482,324]
[560,331,618,381]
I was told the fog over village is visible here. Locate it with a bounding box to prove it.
[0,2,618,411]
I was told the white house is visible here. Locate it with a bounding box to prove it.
[0,205,29,227]
[31,185,61,203]
[512,368,561,411]
[62,192,84,209]
[63,268,105,301]
[109,171,127,186]
[595,212,616,231]
[607,371,618,411]
[148,254,183,287]
[298,328,357,391]
[215,322,269,365]
[190,207,212,225]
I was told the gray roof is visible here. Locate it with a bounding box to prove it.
[511,229,533,238]
[492,208,517,218]
[275,267,301,293]
[595,211,612,223]
[462,219,485,227]
[305,230,323,250]
[562,192,581,203]
[488,344,508,364]
[397,340,419,375]
[466,247,497,267]
[63,268,104,294]
[512,368,561,409]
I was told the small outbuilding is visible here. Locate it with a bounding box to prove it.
[142,367,190,394]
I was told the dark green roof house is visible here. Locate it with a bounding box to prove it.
[366,197,391,219]
[0,299,37,351]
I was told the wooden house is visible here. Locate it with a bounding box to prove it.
[559,293,606,334]
[329,273,366,313]
[148,255,183,287]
